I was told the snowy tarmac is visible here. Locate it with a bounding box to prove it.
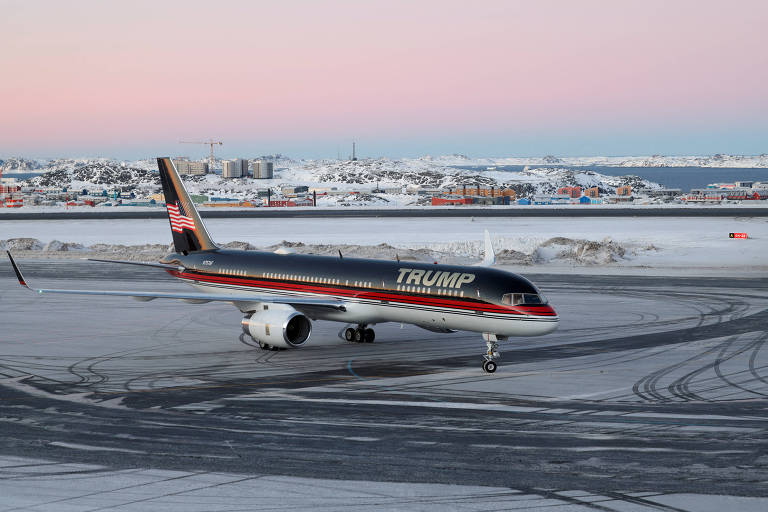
[1,260,768,509]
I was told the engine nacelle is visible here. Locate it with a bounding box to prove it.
[241,304,312,348]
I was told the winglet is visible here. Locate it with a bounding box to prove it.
[6,251,31,289]
[479,229,496,266]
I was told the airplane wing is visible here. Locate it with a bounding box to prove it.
[86,258,183,271]
[6,251,346,311]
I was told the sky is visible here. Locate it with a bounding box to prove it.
[1,0,767,160]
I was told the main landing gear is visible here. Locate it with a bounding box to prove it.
[482,333,506,373]
[345,325,375,343]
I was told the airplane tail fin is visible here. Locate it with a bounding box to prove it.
[475,229,496,266]
[156,157,217,254]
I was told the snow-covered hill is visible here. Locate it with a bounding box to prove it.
[281,158,660,197]
[27,161,159,190]
[20,157,661,203]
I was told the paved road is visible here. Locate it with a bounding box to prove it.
[3,206,768,220]
[1,260,768,509]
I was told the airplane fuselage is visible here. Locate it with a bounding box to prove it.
[161,249,559,337]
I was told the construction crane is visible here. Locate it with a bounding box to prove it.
[179,139,223,172]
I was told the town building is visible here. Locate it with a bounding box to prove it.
[172,157,209,175]
[0,168,21,202]
[222,159,247,178]
[640,188,682,199]
[557,186,582,198]
[253,160,274,179]
[444,186,516,198]
[605,195,635,203]
[683,188,768,202]
[282,185,309,196]
[267,198,314,207]
[432,197,473,206]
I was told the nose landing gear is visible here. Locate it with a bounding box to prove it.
[482,333,506,373]
[482,359,497,373]
[345,325,375,343]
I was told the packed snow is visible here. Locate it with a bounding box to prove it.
[2,216,766,273]
[2,454,765,512]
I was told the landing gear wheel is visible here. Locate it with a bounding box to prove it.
[353,329,364,343]
[481,336,501,373]
[258,341,271,351]
[482,360,497,373]
[363,328,375,343]
[344,328,356,342]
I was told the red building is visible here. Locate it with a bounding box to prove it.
[268,199,315,207]
[557,186,582,198]
[0,184,20,194]
[432,197,473,206]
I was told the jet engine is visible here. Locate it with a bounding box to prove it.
[241,304,311,349]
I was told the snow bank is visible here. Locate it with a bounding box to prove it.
[533,237,630,265]
[0,236,648,267]
[1,238,44,251]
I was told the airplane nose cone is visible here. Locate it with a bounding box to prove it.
[543,314,559,334]
[504,304,559,336]
[530,305,558,335]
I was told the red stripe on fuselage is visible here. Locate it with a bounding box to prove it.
[168,270,557,317]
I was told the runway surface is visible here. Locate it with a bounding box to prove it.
[2,260,768,510]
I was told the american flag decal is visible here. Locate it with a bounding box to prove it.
[167,201,196,233]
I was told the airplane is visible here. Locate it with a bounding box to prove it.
[6,157,559,373]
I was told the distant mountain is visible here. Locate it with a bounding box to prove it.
[0,157,43,172]
[424,154,768,168]
[605,154,768,168]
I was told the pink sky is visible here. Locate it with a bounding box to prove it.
[1,0,767,158]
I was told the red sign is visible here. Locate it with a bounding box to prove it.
[729,233,748,239]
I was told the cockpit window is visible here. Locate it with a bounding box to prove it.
[502,293,547,305]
